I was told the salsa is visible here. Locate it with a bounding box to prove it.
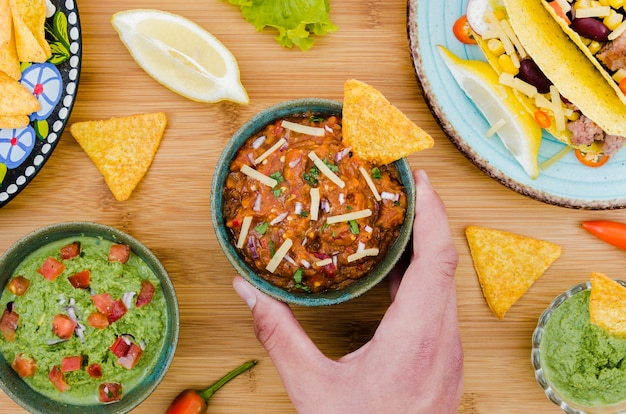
[0,236,166,405]
[223,113,407,293]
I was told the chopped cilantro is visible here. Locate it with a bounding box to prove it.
[293,268,304,283]
[322,223,330,232]
[323,159,339,172]
[254,222,268,235]
[269,240,275,257]
[348,220,360,235]
[346,205,353,211]
[303,166,320,186]
[309,115,325,123]
[272,188,283,198]
[270,171,285,184]
[300,210,309,217]
[296,283,311,293]
[371,167,382,179]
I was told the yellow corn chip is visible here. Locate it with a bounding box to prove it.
[465,225,562,319]
[342,79,434,165]
[0,114,29,128]
[0,0,11,47]
[10,0,50,63]
[70,113,167,201]
[0,70,40,116]
[0,18,22,80]
[589,272,626,337]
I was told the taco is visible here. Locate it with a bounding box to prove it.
[469,0,626,159]
[541,0,626,106]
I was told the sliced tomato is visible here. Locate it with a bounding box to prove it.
[575,149,609,167]
[52,314,76,339]
[11,353,36,377]
[49,366,70,392]
[60,242,81,260]
[8,276,30,296]
[453,15,477,45]
[108,244,131,263]
[37,257,65,281]
[87,312,109,329]
[107,299,127,323]
[109,336,131,358]
[136,280,155,308]
[87,363,103,378]
[91,293,114,315]
[548,1,571,25]
[61,355,83,373]
[68,270,90,289]
[118,343,144,369]
[0,308,19,342]
[98,382,123,403]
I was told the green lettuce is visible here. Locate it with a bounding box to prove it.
[226,0,338,51]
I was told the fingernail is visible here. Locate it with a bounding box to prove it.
[418,169,431,186]
[233,278,257,310]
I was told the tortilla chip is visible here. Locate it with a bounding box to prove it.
[0,70,40,116]
[10,0,50,63]
[343,79,434,164]
[70,113,167,201]
[504,0,626,137]
[465,225,562,319]
[0,19,22,81]
[0,0,11,47]
[589,272,626,337]
[0,114,29,128]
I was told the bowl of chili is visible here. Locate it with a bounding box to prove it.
[0,221,179,413]
[211,98,415,306]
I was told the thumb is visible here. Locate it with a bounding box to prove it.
[232,276,330,384]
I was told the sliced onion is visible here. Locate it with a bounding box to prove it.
[320,199,331,213]
[270,212,289,225]
[284,255,297,266]
[301,259,311,269]
[338,193,345,205]
[294,201,303,215]
[381,192,400,202]
[247,153,256,165]
[364,225,373,233]
[47,338,68,346]
[253,193,261,212]
[251,135,266,149]
[288,155,302,168]
[248,237,260,260]
[75,322,86,343]
[58,293,66,305]
[357,241,366,252]
[335,147,351,162]
[122,292,136,309]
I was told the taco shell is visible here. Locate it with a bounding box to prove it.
[541,0,626,107]
[503,0,626,138]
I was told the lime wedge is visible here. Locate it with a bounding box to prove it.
[437,46,542,179]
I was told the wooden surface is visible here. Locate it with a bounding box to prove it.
[2,0,626,413]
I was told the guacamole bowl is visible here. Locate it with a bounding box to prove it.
[0,222,179,413]
[210,98,415,306]
[532,281,626,414]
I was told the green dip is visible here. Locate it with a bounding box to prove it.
[0,236,167,405]
[541,289,626,408]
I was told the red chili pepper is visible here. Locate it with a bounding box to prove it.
[582,220,626,250]
[166,360,257,414]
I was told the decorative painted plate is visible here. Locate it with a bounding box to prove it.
[408,0,626,209]
[0,0,81,208]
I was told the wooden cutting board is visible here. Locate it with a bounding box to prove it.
[1,0,625,413]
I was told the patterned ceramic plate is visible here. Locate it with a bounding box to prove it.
[0,0,81,208]
[408,0,626,209]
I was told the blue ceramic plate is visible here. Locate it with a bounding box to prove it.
[408,0,626,209]
[0,0,81,208]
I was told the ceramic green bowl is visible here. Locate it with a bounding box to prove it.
[210,98,415,306]
[0,222,179,413]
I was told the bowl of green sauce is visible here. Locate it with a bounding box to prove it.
[0,222,179,413]
[211,98,415,306]
[532,281,626,414]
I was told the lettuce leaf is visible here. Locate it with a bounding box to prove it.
[226,0,338,51]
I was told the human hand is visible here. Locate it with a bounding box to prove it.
[233,169,464,414]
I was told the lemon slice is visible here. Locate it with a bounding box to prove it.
[111,9,249,104]
[437,46,542,179]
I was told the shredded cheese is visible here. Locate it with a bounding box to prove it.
[609,19,626,40]
[254,138,286,164]
[499,19,527,59]
[485,119,507,138]
[512,78,538,98]
[613,68,626,83]
[575,6,611,18]
[348,248,380,262]
[281,120,325,136]
[326,209,372,224]
[315,258,333,267]
[359,167,381,201]
[555,0,571,13]
[240,165,278,187]
[236,216,253,248]
[265,238,293,273]
[308,151,345,188]
[310,188,320,220]
[550,85,566,132]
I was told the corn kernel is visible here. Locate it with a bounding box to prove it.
[493,9,506,21]
[604,10,623,31]
[610,0,624,8]
[588,40,602,54]
[498,53,519,75]
[599,0,611,6]
[487,38,505,56]
[567,111,581,122]
[613,68,626,83]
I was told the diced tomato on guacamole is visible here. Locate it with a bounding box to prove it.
[52,314,76,340]
[136,280,155,308]
[37,258,65,281]
[87,312,109,329]
[0,308,19,342]
[87,363,103,378]
[7,276,30,296]
[99,382,123,403]
[61,355,82,373]
[11,353,36,377]
[108,244,130,263]
[91,293,127,323]
[49,365,70,392]
[60,242,81,260]
[68,269,90,289]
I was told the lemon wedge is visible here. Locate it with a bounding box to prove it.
[111,9,249,104]
[437,46,542,179]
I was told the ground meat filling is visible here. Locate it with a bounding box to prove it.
[567,115,625,157]
[597,30,626,73]
[223,113,407,293]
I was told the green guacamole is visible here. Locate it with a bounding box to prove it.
[541,289,626,408]
[0,236,167,405]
